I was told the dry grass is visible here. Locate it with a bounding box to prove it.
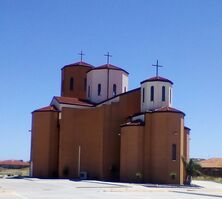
[194,175,222,184]
[0,167,30,177]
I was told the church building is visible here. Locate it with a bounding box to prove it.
[31,55,190,185]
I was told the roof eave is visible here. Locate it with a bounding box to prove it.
[140,79,173,85]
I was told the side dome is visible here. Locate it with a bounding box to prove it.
[140,76,173,112]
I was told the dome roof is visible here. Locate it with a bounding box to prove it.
[141,76,173,85]
[62,61,94,70]
[153,106,184,115]
[88,64,129,74]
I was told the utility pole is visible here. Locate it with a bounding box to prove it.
[78,145,81,178]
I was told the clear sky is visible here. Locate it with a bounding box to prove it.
[0,0,221,161]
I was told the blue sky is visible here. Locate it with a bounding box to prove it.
[0,0,221,161]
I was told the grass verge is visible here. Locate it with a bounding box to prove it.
[193,176,222,184]
[0,167,30,177]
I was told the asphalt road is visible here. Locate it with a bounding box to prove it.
[0,178,222,199]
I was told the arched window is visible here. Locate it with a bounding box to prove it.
[84,78,87,91]
[142,88,145,103]
[162,86,166,101]
[169,88,172,104]
[88,86,90,98]
[98,84,101,96]
[172,144,177,161]
[70,77,74,91]
[62,80,65,93]
[113,84,117,96]
[124,87,126,92]
[150,86,154,101]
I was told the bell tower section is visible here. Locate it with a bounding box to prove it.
[86,64,129,103]
[140,76,173,111]
[140,60,173,112]
[61,61,94,99]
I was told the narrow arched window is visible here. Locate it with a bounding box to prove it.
[169,88,172,104]
[84,78,87,91]
[172,144,177,161]
[70,77,74,91]
[142,88,145,103]
[113,84,117,96]
[124,87,126,92]
[162,86,166,101]
[150,86,154,101]
[62,80,65,93]
[98,84,101,96]
[88,86,90,98]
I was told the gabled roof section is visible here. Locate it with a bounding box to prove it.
[88,64,129,74]
[141,76,173,84]
[33,106,58,113]
[62,61,94,70]
[153,106,185,115]
[53,96,95,107]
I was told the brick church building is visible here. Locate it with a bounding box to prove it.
[31,57,190,184]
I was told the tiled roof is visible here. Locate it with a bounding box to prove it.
[62,61,94,69]
[200,158,222,168]
[89,64,129,74]
[95,88,140,106]
[0,160,30,167]
[33,106,58,112]
[153,106,185,115]
[141,76,173,84]
[54,96,95,107]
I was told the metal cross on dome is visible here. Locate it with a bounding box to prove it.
[152,60,164,77]
[104,52,112,65]
[78,50,85,62]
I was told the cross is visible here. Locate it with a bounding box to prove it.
[104,52,112,65]
[152,60,164,77]
[78,51,85,62]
